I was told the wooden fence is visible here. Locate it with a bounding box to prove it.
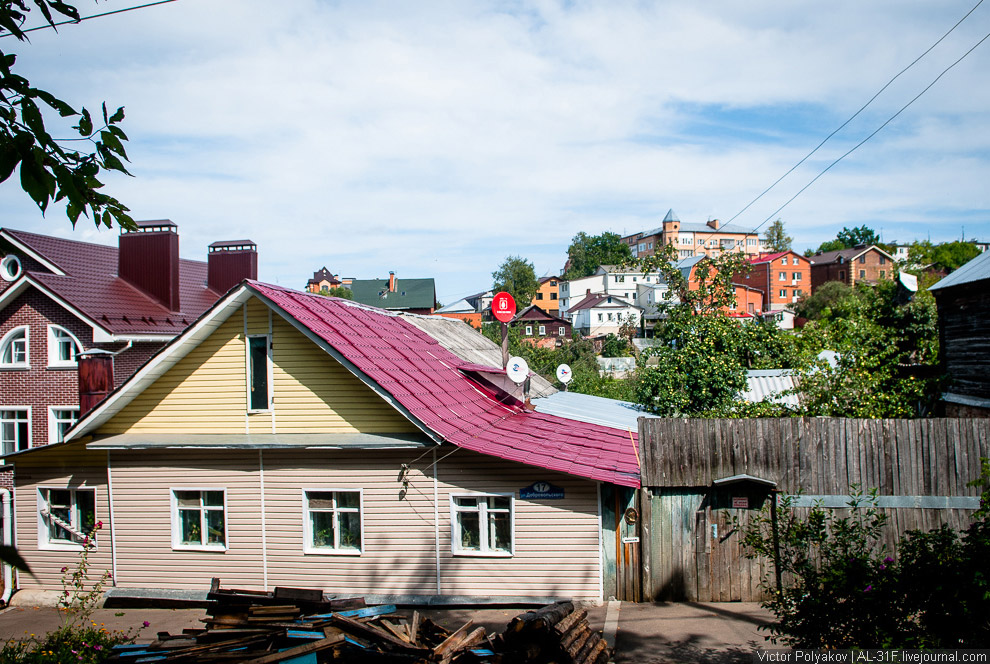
[635,418,990,602]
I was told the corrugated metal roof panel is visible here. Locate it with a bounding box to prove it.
[249,282,640,487]
[929,249,990,291]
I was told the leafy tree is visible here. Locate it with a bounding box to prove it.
[810,225,882,255]
[907,240,980,272]
[562,231,632,280]
[599,333,628,358]
[1,1,134,229]
[315,286,352,299]
[492,255,539,306]
[763,218,792,252]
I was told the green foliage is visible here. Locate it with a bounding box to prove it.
[636,243,751,315]
[636,312,749,416]
[793,281,856,321]
[0,625,136,664]
[479,323,638,401]
[907,240,981,272]
[811,225,882,255]
[492,255,539,307]
[316,286,352,300]
[562,231,632,280]
[743,466,990,648]
[0,521,140,663]
[599,334,628,358]
[1,1,134,230]
[763,219,792,252]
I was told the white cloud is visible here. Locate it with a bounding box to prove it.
[1,0,988,301]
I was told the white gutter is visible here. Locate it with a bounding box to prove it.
[0,488,13,605]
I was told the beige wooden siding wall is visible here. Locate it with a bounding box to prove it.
[13,446,112,590]
[98,297,417,436]
[18,447,601,599]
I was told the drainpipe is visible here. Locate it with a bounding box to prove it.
[0,488,13,605]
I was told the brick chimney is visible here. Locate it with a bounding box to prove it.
[706,218,721,230]
[77,349,114,417]
[388,271,396,293]
[207,240,258,294]
[118,220,180,311]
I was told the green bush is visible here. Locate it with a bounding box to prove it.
[743,463,990,648]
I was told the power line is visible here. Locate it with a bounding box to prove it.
[749,28,990,237]
[0,0,178,39]
[721,0,985,230]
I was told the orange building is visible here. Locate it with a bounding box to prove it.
[733,251,811,311]
[531,276,561,317]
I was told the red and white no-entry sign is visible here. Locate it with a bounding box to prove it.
[491,291,517,323]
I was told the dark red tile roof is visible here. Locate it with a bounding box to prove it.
[3,228,218,336]
[249,282,640,487]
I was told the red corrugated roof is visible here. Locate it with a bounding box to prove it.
[250,282,640,487]
[3,229,221,335]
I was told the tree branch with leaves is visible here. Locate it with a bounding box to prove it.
[0,0,134,229]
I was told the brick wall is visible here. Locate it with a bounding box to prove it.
[0,288,168,448]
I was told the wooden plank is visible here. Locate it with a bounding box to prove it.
[694,510,708,602]
[640,488,654,602]
[242,634,345,664]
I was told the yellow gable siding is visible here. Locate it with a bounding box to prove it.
[98,296,417,435]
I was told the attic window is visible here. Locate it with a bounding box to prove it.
[247,335,271,411]
[0,255,21,282]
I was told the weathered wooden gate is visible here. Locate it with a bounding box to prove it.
[600,484,641,601]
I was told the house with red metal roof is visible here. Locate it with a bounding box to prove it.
[3,281,639,603]
[0,222,257,462]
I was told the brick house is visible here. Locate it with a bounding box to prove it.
[733,251,812,311]
[511,305,572,347]
[0,222,257,472]
[305,267,352,293]
[809,245,895,292]
[623,209,769,260]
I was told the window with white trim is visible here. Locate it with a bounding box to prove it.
[451,494,513,555]
[538,325,546,336]
[247,335,270,411]
[0,254,21,281]
[38,487,95,548]
[1,408,29,454]
[558,327,565,336]
[303,490,362,554]
[47,325,81,368]
[525,325,533,335]
[49,407,79,444]
[0,326,28,368]
[171,489,226,550]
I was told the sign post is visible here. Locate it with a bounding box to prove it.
[491,292,517,368]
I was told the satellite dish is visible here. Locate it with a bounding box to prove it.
[555,364,572,384]
[506,356,529,384]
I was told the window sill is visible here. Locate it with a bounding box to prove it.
[46,364,77,371]
[39,541,90,552]
[303,548,362,556]
[247,409,272,415]
[172,544,227,553]
[452,550,514,558]
[0,365,30,371]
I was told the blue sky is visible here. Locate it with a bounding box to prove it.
[1,0,988,304]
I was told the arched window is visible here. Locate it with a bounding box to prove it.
[0,326,29,368]
[47,326,82,368]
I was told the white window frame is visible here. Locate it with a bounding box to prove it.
[37,486,97,551]
[0,326,29,369]
[538,325,546,336]
[302,488,363,555]
[450,493,514,557]
[0,254,22,282]
[558,327,565,336]
[525,325,533,335]
[47,325,82,368]
[48,406,79,444]
[1,407,31,455]
[246,334,272,413]
[170,488,228,551]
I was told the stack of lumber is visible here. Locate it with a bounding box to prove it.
[498,601,609,664]
[109,579,496,663]
[109,580,609,663]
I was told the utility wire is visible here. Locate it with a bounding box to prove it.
[0,0,178,38]
[748,28,990,237]
[721,0,985,230]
